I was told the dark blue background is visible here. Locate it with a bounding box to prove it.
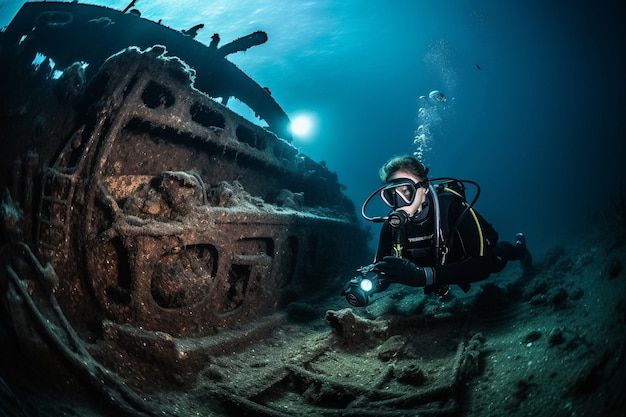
[2,0,624,258]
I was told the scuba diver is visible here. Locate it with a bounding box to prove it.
[342,155,532,307]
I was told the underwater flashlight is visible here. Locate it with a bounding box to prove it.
[359,278,373,292]
[341,264,387,307]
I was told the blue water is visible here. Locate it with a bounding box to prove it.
[3,0,624,257]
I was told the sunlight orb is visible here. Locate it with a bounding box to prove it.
[289,113,318,141]
[290,115,313,136]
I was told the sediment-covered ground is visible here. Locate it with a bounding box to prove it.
[1,214,625,417]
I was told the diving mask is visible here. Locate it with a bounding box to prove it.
[380,178,427,209]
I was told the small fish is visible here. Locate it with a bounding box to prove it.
[476,64,481,70]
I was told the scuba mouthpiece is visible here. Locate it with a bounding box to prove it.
[361,180,434,223]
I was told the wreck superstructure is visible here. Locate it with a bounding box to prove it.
[0,1,370,410]
[0,0,294,141]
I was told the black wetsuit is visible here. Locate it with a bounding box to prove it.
[375,192,524,292]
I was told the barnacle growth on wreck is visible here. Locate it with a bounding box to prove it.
[0,2,371,413]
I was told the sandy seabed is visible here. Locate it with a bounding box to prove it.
[1,216,625,417]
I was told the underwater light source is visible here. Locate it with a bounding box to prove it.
[290,113,316,140]
[290,115,312,135]
[360,278,373,292]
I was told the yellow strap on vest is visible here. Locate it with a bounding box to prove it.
[443,187,485,256]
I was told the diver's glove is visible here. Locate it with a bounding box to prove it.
[373,256,435,287]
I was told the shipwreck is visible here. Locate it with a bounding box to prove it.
[0,2,371,414]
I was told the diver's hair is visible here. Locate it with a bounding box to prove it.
[379,155,429,183]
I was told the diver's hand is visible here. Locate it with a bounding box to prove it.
[373,256,434,287]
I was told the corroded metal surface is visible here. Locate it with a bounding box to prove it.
[0,1,293,140]
[0,2,370,410]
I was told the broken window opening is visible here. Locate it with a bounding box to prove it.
[278,236,298,289]
[141,80,175,109]
[225,264,251,310]
[102,237,132,306]
[237,237,274,257]
[225,97,268,128]
[236,124,268,151]
[190,102,225,129]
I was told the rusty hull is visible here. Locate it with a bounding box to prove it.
[0,2,370,398]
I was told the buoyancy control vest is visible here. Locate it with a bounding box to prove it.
[431,179,498,266]
[369,178,498,268]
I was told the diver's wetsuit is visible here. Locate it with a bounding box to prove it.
[375,192,526,292]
